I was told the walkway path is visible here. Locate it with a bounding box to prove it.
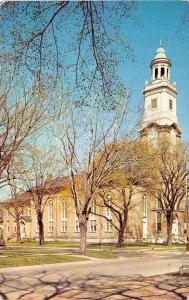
[0,251,189,299]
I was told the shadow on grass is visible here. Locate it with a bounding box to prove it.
[0,270,189,299]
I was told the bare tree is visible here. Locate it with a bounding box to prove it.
[154,143,189,245]
[52,90,139,254]
[97,141,156,246]
[0,2,136,106]
[0,84,51,194]
[2,194,30,244]
[10,146,60,245]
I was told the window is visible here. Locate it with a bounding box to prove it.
[36,215,39,233]
[90,200,97,232]
[157,212,161,232]
[143,195,147,218]
[61,199,67,219]
[48,201,53,220]
[155,68,158,79]
[48,201,54,232]
[106,220,112,232]
[61,220,67,232]
[151,99,157,109]
[167,68,169,79]
[105,195,112,232]
[169,99,173,110]
[48,221,54,233]
[90,220,97,232]
[106,196,112,219]
[61,199,67,232]
[160,67,165,78]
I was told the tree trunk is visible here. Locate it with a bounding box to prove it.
[117,227,125,247]
[166,213,173,246]
[79,215,88,255]
[37,211,44,245]
[16,216,21,243]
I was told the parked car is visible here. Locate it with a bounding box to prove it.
[0,238,6,247]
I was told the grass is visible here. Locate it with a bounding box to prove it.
[86,251,118,259]
[6,241,186,252]
[0,247,118,268]
[0,251,87,268]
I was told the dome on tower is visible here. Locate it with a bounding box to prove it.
[154,47,167,59]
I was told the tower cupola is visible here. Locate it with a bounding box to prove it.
[140,45,181,145]
[151,46,171,81]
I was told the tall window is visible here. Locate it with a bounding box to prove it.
[169,99,173,110]
[61,199,67,232]
[90,200,97,232]
[157,212,161,232]
[160,67,165,78]
[151,98,157,109]
[36,215,39,233]
[143,195,147,218]
[155,68,158,79]
[48,201,54,232]
[105,195,112,232]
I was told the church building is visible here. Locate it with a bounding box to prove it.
[0,46,186,244]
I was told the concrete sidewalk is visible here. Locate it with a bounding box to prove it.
[0,251,189,299]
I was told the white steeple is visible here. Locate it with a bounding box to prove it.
[141,46,179,130]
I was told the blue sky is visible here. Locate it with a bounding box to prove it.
[118,1,189,140]
[0,1,189,200]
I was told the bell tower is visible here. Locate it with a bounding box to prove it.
[140,45,181,146]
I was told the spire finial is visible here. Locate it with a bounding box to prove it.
[160,39,162,47]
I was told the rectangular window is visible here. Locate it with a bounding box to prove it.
[61,199,67,232]
[106,220,112,232]
[89,200,97,232]
[151,98,157,109]
[169,99,173,110]
[61,220,67,232]
[48,221,54,232]
[157,213,161,232]
[143,195,147,218]
[48,201,54,232]
[90,220,97,232]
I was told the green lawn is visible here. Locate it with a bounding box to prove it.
[86,251,118,259]
[6,241,186,252]
[0,247,118,268]
[0,251,87,268]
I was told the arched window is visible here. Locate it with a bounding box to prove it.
[48,201,53,220]
[61,199,66,219]
[155,68,158,79]
[160,67,165,78]
[167,68,169,79]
